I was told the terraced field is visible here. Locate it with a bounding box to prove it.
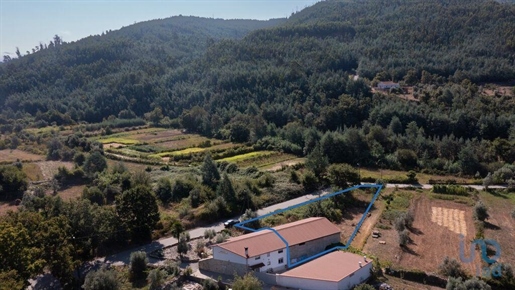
[93,128,305,170]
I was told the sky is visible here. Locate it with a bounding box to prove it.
[1,0,319,58]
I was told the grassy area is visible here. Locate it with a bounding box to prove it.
[361,168,475,184]
[219,151,276,163]
[96,136,140,145]
[23,163,43,181]
[149,147,206,158]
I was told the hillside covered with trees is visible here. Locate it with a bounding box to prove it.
[1,0,514,176]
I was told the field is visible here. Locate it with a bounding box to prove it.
[479,190,515,267]
[361,168,475,184]
[0,149,44,163]
[94,128,304,170]
[364,191,481,275]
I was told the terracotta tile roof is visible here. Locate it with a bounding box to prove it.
[280,251,372,282]
[216,217,340,258]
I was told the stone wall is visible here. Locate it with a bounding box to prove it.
[199,258,247,276]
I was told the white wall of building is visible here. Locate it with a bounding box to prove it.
[212,246,287,273]
[337,262,372,290]
[212,246,246,265]
[255,249,287,273]
[277,276,337,290]
[276,262,372,290]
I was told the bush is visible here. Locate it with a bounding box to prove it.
[129,251,148,281]
[83,266,119,290]
[353,284,375,290]
[232,272,262,290]
[398,229,409,246]
[203,279,220,290]
[204,229,216,239]
[432,185,469,196]
[439,256,465,278]
[473,201,489,221]
[147,269,165,290]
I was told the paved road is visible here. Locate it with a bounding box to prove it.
[383,183,506,190]
[103,183,505,265]
[104,188,331,265]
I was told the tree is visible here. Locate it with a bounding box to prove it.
[473,201,489,222]
[129,251,148,282]
[240,208,260,229]
[231,272,262,290]
[483,172,493,190]
[155,177,172,204]
[0,221,44,287]
[47,138,63,160]
[305,143,329,178]
[83,151,107,177]
[511,208,515,219]
[171,220,184,240]
[147,269,165,290]
[83,266,120,290]
[0,165,28,200]
[216,173,237,209]
[116,185,159,241]
[177,233,189,258]
[439,256,465,278]
[463,277,491,290]
[398,229,409,246]
[201,153,220,188]
[446,277,466,290]
[327,163,359,189]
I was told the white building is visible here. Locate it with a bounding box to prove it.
[377,81,400,90]
[209,217,340,274]
[276,251,373,290]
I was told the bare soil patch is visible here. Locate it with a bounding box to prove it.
[58,185,86,201]
[0,149,44,163]
[133,129,184,142]
[37,161,74,180]
[364,194,479,274]
[480,191,515,266]
[0,202,18,216]
[161,238,211,262]
[264,158,305,172]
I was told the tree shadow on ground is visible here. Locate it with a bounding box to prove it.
[401,245,419,256]
[410,227,423,235]
[484,221,501,230]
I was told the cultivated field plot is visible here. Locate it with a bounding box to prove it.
[364,194,480,274]
[219,151,301,169]
[480,191,515,267]
[94,127,303,170]
[0,149,44,163]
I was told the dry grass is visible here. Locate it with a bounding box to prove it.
[0,149,44,163]
[58,185,86,201]
[37,161,74,180]
[23,162,44,181]
[361,168,474,184]
[364,192,480,275]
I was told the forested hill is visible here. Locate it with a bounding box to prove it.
[0,16,285,122]
[1,0,515,176]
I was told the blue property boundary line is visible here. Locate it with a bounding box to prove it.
[235,184,383,269]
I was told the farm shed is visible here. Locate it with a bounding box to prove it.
[276,251,372,290]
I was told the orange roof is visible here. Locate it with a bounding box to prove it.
[216,217,340,258]
[280,251,372,282]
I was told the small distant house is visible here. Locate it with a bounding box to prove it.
[377,81,400,90]
[276,251,373,290]
[201,217,340,275]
